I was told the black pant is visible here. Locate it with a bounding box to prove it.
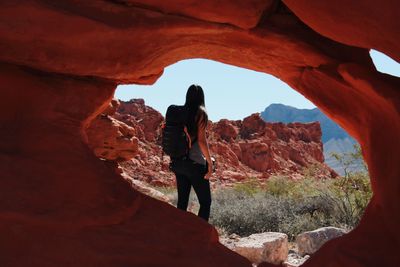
[170,158,211,221]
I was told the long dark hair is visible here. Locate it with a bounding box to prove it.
[184,84,208,139]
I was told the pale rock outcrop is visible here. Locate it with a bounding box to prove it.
[232,232,289,265]
[296,227,348,256]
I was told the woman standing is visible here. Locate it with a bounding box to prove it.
[170,84,213,221]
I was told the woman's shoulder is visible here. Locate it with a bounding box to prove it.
[196,106,208,128]
[197,106,208,118]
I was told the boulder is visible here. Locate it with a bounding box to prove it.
[296,227,348,256]
[232,232,288,265]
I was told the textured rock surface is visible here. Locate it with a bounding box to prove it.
[115,99,164,142]
[296,227,347,256]
[283,0,400,62]
[0,63,249,267]
[232,232,288,265]
[86,114,139,161]
[114,100,335,186]
[0,1,399,267]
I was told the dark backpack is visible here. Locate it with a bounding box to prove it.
[161,105,191,159]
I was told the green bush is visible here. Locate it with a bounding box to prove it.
[209,188,341,240]
[210,145,372,239]
[154,144,372,240]
[326,172,372,227]
[232,177,264,195]
[265,175,328,200]
[328,144,372,227]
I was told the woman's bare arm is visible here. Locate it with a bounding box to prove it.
[197,113,212,179]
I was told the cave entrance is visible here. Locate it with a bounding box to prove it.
[103,55,385,262]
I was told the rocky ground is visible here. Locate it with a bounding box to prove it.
[117,172,346,267]
[219,226,346,266]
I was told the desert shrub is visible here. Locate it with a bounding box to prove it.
[209,188,344,240]
[210,145,372,239]
[326,144,372,227]
[232,177,264,195]
[153,145,371,239]
[265,174,332,201]
[210,189,291,237]
[264,175,297,197]
[324,172,372,227]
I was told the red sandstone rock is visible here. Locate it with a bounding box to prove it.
[0,1,373,85]
[116,99,163,142]
[86,114,139,161]
[239,141,272,172]
[103,98,120,116]
[123,0,275,29]
[0,1,399,267]
[213,119,240,142]
[240,113,267,138]
[283,0,400,62]
[113,104,334,186]
[0,63,249,267]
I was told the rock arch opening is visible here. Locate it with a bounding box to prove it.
[0,1,399,267]
[96,58,371,265]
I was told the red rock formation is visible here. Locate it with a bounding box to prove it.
[213,119,240,142]
[0,1,399,266]
[283,0,400,63]
[115,99,164,142]
[86,97,139,161]
[112,102,335,186]
[86,114,139,161]
[210,114,334,180]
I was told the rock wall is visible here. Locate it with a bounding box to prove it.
[0,1,399,266]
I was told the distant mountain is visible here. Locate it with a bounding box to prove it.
[261,104,360,175]
[261,103,350,143]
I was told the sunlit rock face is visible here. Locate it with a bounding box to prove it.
[86,98,139,161]
[0,1,399,266]
[106,100,335,187]
[210,113,335,178]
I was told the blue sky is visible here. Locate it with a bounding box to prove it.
[115,50,400,122]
